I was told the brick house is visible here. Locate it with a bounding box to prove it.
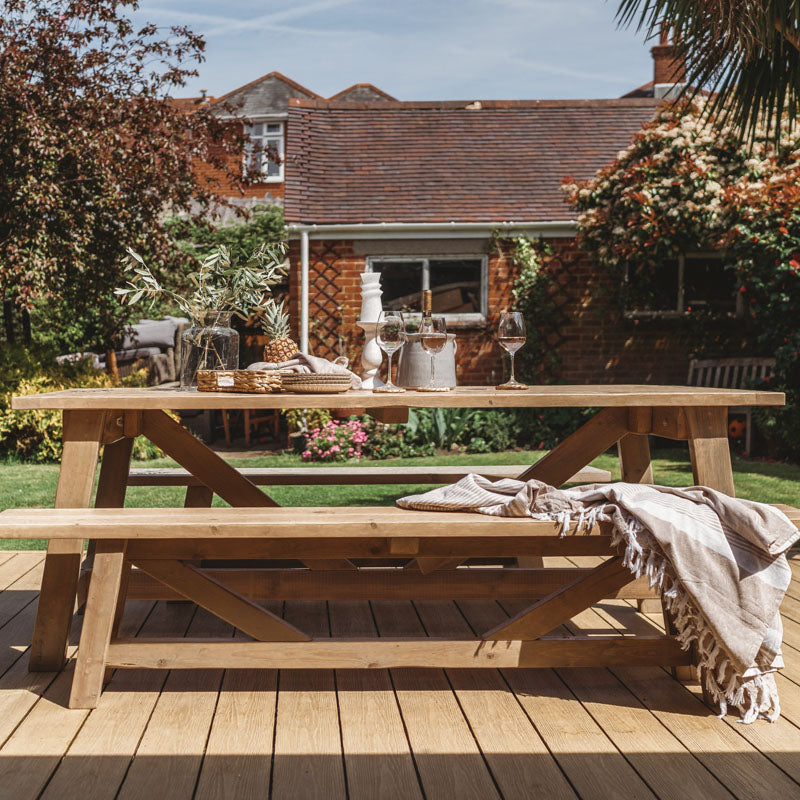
[186,41,702,385]
[180,72,396,215]
[282,97,679,385]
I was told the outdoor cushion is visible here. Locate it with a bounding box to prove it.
[121,319,179,350]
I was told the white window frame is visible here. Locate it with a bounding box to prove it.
[624,252,744,319]
[243,119,284,182]
[366,255,488,323]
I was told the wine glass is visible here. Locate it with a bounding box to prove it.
[374,310,407,393]
[497,311,528,389]
[418,315,448,391]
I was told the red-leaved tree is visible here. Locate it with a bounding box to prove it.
[0,0,251,353]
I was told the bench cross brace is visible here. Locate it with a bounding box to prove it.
[130,558,310,642]
[483,555,635,640]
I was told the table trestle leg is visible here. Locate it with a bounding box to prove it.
[30,410,106,672]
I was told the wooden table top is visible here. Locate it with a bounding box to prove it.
[11,384,785,410]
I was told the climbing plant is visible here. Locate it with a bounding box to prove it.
[493,233,560,383]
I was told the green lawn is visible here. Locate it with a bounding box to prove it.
[1,446,798,549]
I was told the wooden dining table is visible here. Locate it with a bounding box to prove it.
[11,383,785,674]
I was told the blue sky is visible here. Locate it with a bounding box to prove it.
[134,0,656,100]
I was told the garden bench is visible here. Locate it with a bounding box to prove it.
[2,503,796,710]
[687,357,776,454]
[127,463,612,500]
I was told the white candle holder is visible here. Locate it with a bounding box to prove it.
[356,320,384,389]
[358,273,384,389]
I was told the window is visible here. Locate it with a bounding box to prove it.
[367,256,487,321]
[244,121,284,181]
[624,253,742,317]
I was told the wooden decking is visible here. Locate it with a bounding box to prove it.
[1,549,800,800]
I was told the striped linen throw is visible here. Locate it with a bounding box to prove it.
[397,475,799,723]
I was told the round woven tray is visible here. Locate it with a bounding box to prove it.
[281,373,351,393]
[197,370,236,392]
[233,369,283,394]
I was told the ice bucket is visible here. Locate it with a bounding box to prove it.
[396,333,457,389]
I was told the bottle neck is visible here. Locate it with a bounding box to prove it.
[421,289,432,322]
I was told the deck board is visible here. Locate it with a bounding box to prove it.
[193,605,281,800]
[1,553,800,800]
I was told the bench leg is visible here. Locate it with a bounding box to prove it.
[618,432,656,613]
[77,436,134,614]
[70,540,127,709]
[103,559,132,684]
[30,410,105,672]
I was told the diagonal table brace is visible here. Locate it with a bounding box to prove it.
[141,410,355,571]
[412,407,631,574]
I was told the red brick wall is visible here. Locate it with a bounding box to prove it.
[194,130,284,201]
[287,237,694,385]
[548,240,692,384]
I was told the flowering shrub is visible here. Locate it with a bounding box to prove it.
[301,419,368,462]
[563,100,800,459]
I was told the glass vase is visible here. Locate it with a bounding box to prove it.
[180,311,239,389]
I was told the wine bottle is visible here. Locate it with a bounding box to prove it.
[421,289,432,328]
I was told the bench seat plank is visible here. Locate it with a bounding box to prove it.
[126,464,612,487]
[0,507,589,539]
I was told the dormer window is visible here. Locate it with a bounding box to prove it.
[244,121,284,181]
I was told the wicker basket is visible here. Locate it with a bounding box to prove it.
[197,370,236,392]
[233,369,283,394]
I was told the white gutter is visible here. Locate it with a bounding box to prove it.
[300,229,309,354]
[288,219,578,352]
[286,220,577,240]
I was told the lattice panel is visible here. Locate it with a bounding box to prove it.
[308,241,348,359]
[536,246,579,381]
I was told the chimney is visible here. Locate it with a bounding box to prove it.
[651,24,686,99]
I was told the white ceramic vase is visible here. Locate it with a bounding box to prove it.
[358,273,384,389]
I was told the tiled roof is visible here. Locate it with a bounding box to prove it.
[285,98,658,224]
[328,83,396,102]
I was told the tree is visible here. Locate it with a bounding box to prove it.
[0,0,251,356]
[616,1,800,139]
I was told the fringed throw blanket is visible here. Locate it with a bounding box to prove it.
[397,476,799,723]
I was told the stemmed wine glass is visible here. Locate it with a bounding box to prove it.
[374,310,407,393]
[497,311,528,390]
[418,315,448,391]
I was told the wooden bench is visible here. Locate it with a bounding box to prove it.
[0,504,696,709]
[3,503,797,710]
[687,357,776,453]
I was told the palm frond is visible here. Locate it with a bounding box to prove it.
[616,1,800,142]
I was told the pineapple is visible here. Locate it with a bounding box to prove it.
[262,300,298,363]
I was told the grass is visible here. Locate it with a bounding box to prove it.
[1,446,798,550]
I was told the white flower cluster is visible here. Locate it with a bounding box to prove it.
[563,99,800,270]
